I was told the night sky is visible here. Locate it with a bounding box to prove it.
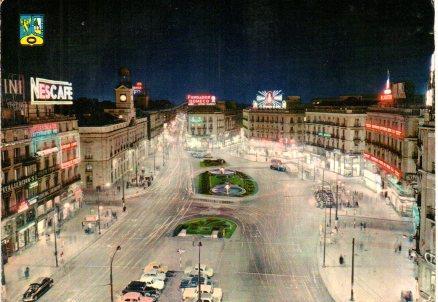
[1,0,434,104]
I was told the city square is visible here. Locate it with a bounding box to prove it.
[0,1,436,302]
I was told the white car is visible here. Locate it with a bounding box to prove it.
[183,285,222,302]
[142,268,166,282]
[138,275,165,290]
[184,264,214,277]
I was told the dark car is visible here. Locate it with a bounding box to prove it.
[144,287,160,300]
[179,276,212,289]
[22,277,54,302]
[270,164,286,172]
[122,281,150,296]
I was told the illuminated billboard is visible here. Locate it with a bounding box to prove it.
[20,14,44,46]
[189,116,204,124]
[30,77,73,105]
[133,81,144,96]
[187,95,216,106]
[252,90,285,109]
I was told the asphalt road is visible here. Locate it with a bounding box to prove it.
[20,119,335,301]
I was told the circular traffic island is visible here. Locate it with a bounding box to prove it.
[195,169,258,196]
[199,158,226,167]
[173,217,237,238]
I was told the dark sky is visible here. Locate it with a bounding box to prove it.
[1,0,434,104]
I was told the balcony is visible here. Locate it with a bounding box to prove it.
[18,155,38,166]
[2,158,11,168]
[426,207,435,222]
[36,165,60,178]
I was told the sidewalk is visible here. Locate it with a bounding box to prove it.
[318,222,416,302]
[2,205,125,302]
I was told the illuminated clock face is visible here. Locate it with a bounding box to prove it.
[120,94,127,102]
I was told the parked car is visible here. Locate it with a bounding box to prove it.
[138,276,165,290]
[270,164,286,172]
[203,153,213,159]
[144,262,168,274]
[184,264,214,277]
[141,269,166,282]
[183,284,222,302]
[120,292,154,302]
[180,276,212,289]
[22,277,54,302]
[122,281,150,296]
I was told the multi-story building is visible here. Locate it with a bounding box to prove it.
[416,109,435,301]
[363,107,421,216]
[186,101,240,149]
[242,108,305,143]
[1,105,81,259]
[79,83,149,191]
[303,100,368,177]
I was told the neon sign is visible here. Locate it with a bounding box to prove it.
[187,95,216,106]
[61,158,80,169]
[19,14,44,46]
[133,82,144,95]
[61,141,78,150]
[365,123,403,138]
[252,90,285,109]
[189,116,204,124]
[363,152,402,178]
[30,77,73,105]
[36,147,58,156]
[30,123,58,136]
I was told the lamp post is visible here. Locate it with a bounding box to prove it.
[121,172,125,212]
[335,181,340,221]
[97,186,102,235]
[323,206,327,268]
[54,206,59,267]
[110,245,121,302]
[197,241,202,302]
[350,238,355,301]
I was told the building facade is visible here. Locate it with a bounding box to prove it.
[242,108,305,143]
[304,107,367,177]
[186,102,239,149]
[1,110,81,259]
[79,85,149,191]
[363,107,421,216]
[416,110,435,301]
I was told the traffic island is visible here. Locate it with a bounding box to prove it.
[173,217,237,238]
[195,169,258,196]
[200,158,226,167]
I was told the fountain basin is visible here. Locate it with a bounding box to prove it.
[210,184,246,196]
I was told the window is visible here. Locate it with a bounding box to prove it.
[14,147,21,159]
[86,164,93,172]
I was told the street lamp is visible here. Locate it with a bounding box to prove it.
[96,186,102,235]
[110,245,121,302]
[197,241,202,302]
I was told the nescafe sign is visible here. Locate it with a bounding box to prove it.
[30,77,73,105]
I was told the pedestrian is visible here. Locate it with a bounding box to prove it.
[24,267,30,279]
[360,222,363,230]
[398,244,402,253]
[363,222,366,230]
[339,254,344,265]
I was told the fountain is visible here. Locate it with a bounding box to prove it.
[210,182,246,197]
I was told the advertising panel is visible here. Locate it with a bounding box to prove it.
[252,90,285,109]
[2,74,26,112]
[133,81,144,96]
[30,77,73,105]
[187,95,216,106]
[19,14,44,46]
